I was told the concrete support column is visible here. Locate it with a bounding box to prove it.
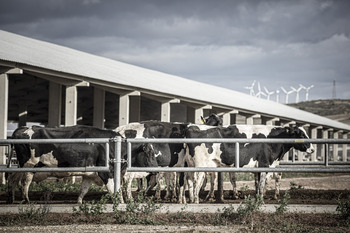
[310,127,320,161]
[266,117,280,126]
[194,105,212,124]
[320,129,331,161]
[118,91,140,126]
[161,102,171,122]
[93,87,105,129]
[0,73,9,184]
[65,86,77,126]
[246,114,261,125]
[333,131,340,162]
[342,133,349,162]
[223,110,239,126]
[48,82,62,127]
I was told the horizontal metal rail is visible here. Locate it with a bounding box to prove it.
[126,138,350,144]
[126,138,350,173]
[0,138,114,173]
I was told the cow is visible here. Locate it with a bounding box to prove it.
[7,125,158,204]
[181,125,315,204]
[115,121,188,201]
[115,114,223,201]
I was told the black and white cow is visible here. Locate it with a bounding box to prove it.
[182,125,314,204]
[115,121,188,201]
[7,125,157,204]
[115,114,223,201]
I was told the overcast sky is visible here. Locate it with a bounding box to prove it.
[1,0,349,103]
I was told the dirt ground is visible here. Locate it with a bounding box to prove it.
[1,174,350,205]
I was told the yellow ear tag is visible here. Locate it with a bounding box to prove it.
[286,128,289,133]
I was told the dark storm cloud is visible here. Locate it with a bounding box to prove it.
[1,0,350,101]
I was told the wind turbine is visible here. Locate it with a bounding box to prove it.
[244,80,256,96]
[281,86,295,104]
[264,86,275,100]
[290,85,303,103]
[300,84,314,101]
[255,82,267,98]
[276,89,280,103]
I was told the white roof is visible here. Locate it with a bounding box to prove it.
[1,30,349,131]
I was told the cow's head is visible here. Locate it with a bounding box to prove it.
[201,113,223,126]
[284,126,315,154]
[132,143,158,168]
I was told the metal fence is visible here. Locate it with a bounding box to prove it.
[0,137,349,195]
[125,138,350,173]
[0,137,123,193]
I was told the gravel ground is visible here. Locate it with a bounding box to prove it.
[0,224,248,232]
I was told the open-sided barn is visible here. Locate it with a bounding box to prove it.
[1,30,349,184]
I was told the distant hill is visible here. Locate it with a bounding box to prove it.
[288,99,350,125]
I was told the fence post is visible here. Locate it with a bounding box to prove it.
[235,142,239,168]
[114,136,122,194]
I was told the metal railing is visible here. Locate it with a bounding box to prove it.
[125,138,350,173]
[0,137,123,193]
[0,137,349,196]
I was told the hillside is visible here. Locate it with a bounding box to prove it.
[288,99,350,125]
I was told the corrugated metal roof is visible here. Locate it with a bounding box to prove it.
[1,30,349,131]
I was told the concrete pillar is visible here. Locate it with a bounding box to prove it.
[0,73,9,184]
[266,117,280,126]
[320,129,331,161]
[223,110,239,126]
[333,131,340,162]
[160,99,180,122]
[194,105,212,124]
[118,91,140,126]
[48,82,62,127]
[246,114,261,125]
[65,85,78,126]
[342,133,349,162]
[93,87,105,129]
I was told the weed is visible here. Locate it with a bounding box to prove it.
[18,201,51,221]
[275,190,290,214]
[72,194,109,218]
[290,181,304,190]
[237,194,263,230]
[113,190,162,225]
[336,198,350,221]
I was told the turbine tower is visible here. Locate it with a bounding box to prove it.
[264,86,275,100]
[291,85,303,103]
[281,86,295,104]
[300,84,314,101]
[255,82,266,98]
[244,80,256,96]
[276,89,280,103]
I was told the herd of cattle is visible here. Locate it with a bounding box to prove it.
[6,114,315,204]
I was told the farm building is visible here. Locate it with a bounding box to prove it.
[1,30,349,184]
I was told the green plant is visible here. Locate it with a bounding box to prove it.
[290,181,304,190]
[237,195,264,230]
[275,190,290,214]
[72,194,109,218]
[18,201,51,221]
[336,198,350,221]
[114,190,162,225]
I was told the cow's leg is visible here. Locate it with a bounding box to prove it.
[205,172,216,201]
[78,177,92,204]
[254,172,259,195]
[136,178,143,192]
[194,171,206,204]
[186,172,195,203]
[178,172,186,204]
[170,172,177,202]
[258,172,267,198]
[7,172,22,204]
[155,172,163,200]
[21,172,34,203]
[229,172,239,199]
[164,172,173,201]
[274,172,282,200]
